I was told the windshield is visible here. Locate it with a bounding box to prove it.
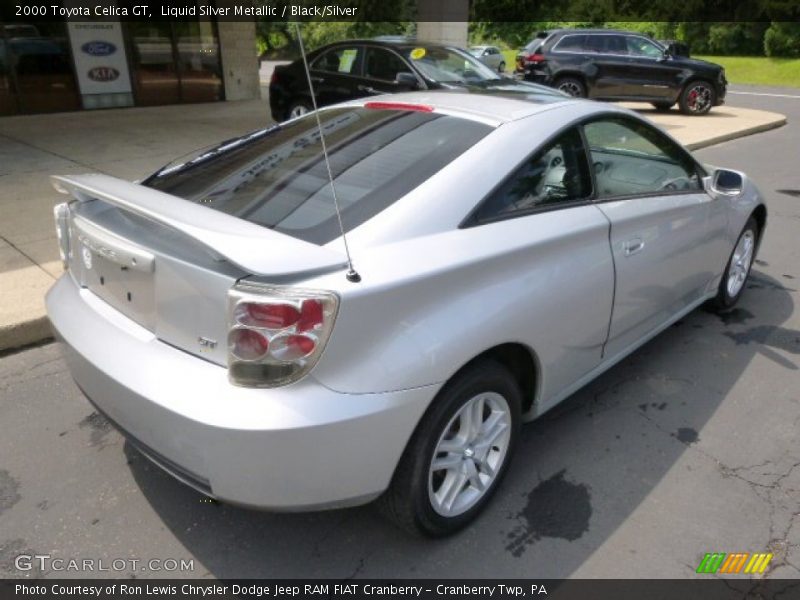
[144,108,492,245]
[402,46,500,83]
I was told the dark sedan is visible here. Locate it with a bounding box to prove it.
[516,29,727,115]
[269,39,561,122]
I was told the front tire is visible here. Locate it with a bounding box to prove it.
[711,217,759,312]
[498,61,506,73]
[679,80,715,115]
[554,76,586,98]
[379,359,522,537]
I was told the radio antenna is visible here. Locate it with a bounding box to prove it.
[293,23,361,283]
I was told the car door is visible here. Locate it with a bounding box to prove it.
[583,116,730,360]
[467,126,615,411]
[309,45,364,107]
[622,35,682,100]
[585,34,633,98]
[360,46,420,95]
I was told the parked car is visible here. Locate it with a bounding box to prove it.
[268,39,557,121]
[515,32,548,76]
[47,91,765,536]
[468,45,506,72]
[516,28,727,115]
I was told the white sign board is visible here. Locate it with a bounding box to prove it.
[67,21,132,96]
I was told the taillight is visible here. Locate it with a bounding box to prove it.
[227,283,338,387]
[364,101,434,112]
[53,202,70,268]
[526,53,545,64]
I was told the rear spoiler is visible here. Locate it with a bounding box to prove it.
[52,173,346,277]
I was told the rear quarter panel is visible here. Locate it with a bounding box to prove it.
[307,206,614,417]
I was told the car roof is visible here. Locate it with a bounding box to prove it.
[315,39,455,52]
[549,28,651,36]
[334,91,600,127]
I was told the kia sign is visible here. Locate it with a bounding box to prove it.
[81,41,117,57]
[67,21,132,102]
[87,67,120,82]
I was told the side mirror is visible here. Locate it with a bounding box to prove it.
[709,169,744,196]
[395,72,419,89]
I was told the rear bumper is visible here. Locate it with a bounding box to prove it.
[46,274,435,510]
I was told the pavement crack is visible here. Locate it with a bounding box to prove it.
[0,234,57,280]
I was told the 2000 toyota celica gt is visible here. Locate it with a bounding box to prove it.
[47,91,765,536]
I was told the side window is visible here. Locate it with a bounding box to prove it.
[625,37,663,58]
[584,118,702,198]
[473,127,592,223]
[555,35,586,52]
[364,47,412,82]
[584,35,604,53]
[312,47,361,75]
[605,35,628,54]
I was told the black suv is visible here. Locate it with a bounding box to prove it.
[516,29,727,115]
[268,39,560,122]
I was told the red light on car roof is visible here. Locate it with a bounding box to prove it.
[364,101,434,113]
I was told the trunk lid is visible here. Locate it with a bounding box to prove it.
[55,174,345,366]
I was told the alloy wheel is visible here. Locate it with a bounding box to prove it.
[686,83,712,114]
[727,230,755,298]
[558,81,583,97]
[428,392,511,517]
[289,104,309,118]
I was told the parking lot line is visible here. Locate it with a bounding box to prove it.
[728,90,800,99]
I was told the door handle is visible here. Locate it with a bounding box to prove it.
[357,85,379,94]
[624,237,645,256]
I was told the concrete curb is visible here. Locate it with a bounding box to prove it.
[0,317,53,354]
[685,115,787,150]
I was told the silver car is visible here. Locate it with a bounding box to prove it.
[468,45,506,72]
[46,92,765,536]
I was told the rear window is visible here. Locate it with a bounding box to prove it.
[554,35,586,52]
[144,108,492,245]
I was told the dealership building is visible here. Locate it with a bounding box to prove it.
[0,0,469,118]
[0,17,260,116]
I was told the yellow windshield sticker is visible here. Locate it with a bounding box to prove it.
[410,48,426,60]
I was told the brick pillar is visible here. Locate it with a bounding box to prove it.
[218,21,260,101]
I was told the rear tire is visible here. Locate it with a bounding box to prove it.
[679,80,715,115]
[379,359,522,537]
[498,61,506,73]
[285,101,311,121]
[554,76,586,98]
[652,102,674,112]
[710,217,759,312]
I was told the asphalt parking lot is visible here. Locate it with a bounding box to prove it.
[1,86,799,580]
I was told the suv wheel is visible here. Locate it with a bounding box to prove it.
[554,76,586,98]
[379,359,522,536]
[679,81,715,115]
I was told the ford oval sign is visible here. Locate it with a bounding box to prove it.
[87,66,120,82]
[81,41,117,56]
